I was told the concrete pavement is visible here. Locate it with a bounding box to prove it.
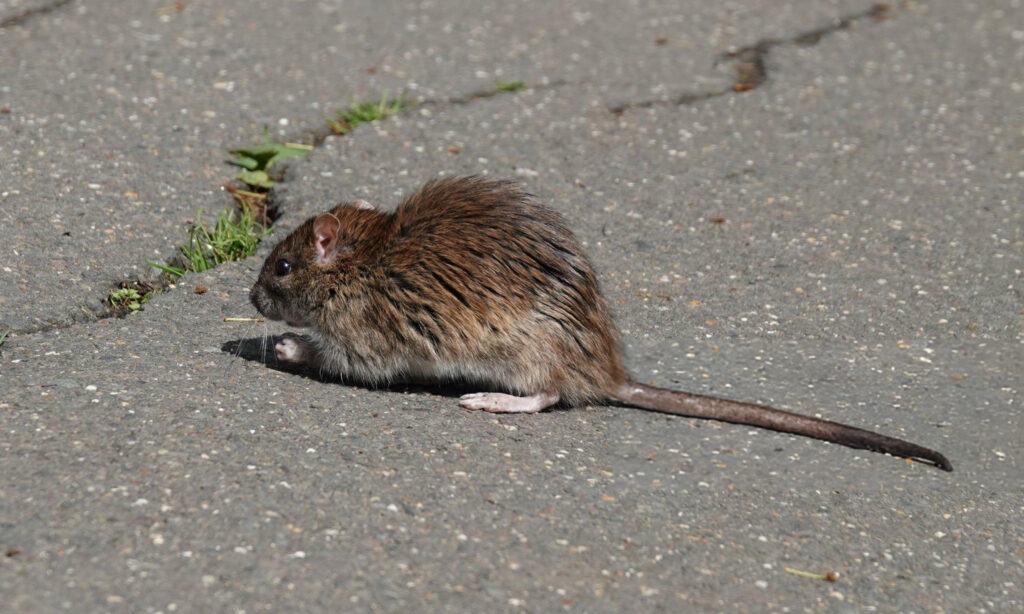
[1,1,1021,611]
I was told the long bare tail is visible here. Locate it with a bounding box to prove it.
[612,381,952,471]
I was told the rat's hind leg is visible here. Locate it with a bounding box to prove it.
[459,391,559,413]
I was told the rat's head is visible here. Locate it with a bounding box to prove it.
[250,200,382,328]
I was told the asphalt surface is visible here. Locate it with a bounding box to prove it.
[1,1,1022,612]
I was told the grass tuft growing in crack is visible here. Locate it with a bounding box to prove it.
[0,328,9,355]
[148,129,299,284]
[148,205,271,280]
[495,79,526,92]
[328,92,407,135]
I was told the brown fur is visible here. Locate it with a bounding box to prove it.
[251,177,625,405]
[251,176,952,471]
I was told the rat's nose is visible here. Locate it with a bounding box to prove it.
[249,285,264,314]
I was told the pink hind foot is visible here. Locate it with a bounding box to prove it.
[459,392,559,414]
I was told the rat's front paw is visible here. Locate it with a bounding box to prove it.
[275,337,310,363]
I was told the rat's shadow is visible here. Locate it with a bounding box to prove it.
[222,334,486,401]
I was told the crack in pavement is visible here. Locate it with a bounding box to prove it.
[724,2,892,89]
[7,82,563,338]
[5,304,103,336]
[425,78,570,107]
[609,90,724,115]
[4,280,171,335]
[0,0,73,28]
[302,80,572,148]
[609,2,894,114]
[7,4,895,338]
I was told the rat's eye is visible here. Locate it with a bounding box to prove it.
[274,258,293,276]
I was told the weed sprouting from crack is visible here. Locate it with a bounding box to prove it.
[108,288,144,314]
[180,206,271,272]
[106,281,160,317]
[145,128,306,284]
[148,205,272,280]
[229,130,312,192]
[299,82,550,147]
[495,80,527,92]
[0,328,9,355]
[108,206,270,319]
[225,128,312,229]
[328,92,408,135]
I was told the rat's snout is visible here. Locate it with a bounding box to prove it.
[250,284,277,320]
[249,284,263,314]
[249,282,303,325]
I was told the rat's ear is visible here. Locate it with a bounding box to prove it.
[312,213,344,264]
[352,199,375,211]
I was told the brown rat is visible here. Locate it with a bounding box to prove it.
[250,176,952,471]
